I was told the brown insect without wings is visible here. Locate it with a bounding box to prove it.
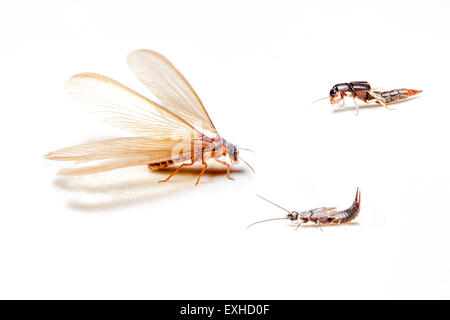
[248,188,361,230]
[314,81,422,115]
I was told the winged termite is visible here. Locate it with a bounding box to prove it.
[45,50,253,185]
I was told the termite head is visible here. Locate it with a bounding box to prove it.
[225,141,239,164]
[222,139,255,173]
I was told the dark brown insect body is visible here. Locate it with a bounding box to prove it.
[248,188,361,230]
[326,81,422,114]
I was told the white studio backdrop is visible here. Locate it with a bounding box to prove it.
[0,0,449,299]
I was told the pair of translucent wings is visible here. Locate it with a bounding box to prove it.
[46,50,218,175]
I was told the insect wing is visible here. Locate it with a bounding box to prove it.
[58,157,167,175]
[45,137,195,161]
[127,50,217,135]
[45,136,201,175]
[65,72,199,140]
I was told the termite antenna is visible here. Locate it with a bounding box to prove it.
[247,217,289,229]
[311,96,329,105]
[239,148,256,153]
[238,156,255,173]
[257,195,291,214]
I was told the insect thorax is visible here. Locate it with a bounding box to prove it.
[300,211,312,220]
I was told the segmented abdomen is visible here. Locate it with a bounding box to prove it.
[331,188,361,224]
[147,159,175,170]
[333,208,359,223]
[147,154,199,170]
[147,143,219,170]
[373,89,413,103]
[333,202,360,224]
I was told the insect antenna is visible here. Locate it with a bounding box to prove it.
[247,217,288,229]
[247,195,294,229]
[239,148,255,153]
[238,156,255,173]
[257,194,291,213]
[311,96,329,104]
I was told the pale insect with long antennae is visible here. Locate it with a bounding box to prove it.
[45,50,254,185]
[312,81,422,115]
[248,188,360,230]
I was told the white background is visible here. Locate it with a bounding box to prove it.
[1,0,449,299]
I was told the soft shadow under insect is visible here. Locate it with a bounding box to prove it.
[54,165,246,211]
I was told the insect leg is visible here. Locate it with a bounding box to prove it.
[376,99,395,110]
[352,97,360,115]
[158,158,195,183]
[215,159,234,180]
[195,161,208,185]
[334,97,345,108]
[369,90,395,110]
[338,92,353,107]
[331,93,345,108]
[294,223,302,231]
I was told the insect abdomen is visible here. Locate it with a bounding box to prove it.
[334,208,359,224]
[147,160,175,170]
[147,152,204,170]
[376,89,404,103]
[333,189,360,224]
[372,88,422,103]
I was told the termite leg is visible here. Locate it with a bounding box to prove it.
[195,161,208,185]
[159,158,195,183]
[215,159,234,180]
